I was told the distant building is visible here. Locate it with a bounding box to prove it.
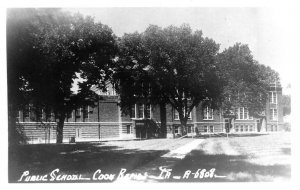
[16,83,284,144]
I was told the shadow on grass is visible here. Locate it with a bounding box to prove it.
[164,149,291,182]
[8,143,168,183]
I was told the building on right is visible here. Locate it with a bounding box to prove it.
[264,82,284,132]
[165,81,285,137]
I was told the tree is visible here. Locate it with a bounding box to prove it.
[7,8,118,144]
[216,43,280,125]
[114,24,221,136]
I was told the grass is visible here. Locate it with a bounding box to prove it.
[168,133,291,182]
[9,133,291,182]
[8,138,194,183]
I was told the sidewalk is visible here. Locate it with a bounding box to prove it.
[114,139,204,183]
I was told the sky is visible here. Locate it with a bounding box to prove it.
[65,7,297,91]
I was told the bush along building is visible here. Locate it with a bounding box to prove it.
[16,83,284,144]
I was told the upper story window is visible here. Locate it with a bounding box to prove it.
[144,104,151,119]
[131,104,151,119]
[75,108,81,120]
[45,108,52,121]
[203,107,213,120]
[67,111,73,119]
[269,91,277,104]
[270,108,278,121]
[82,106,89,121]
[23,105,30,118]
[36,108,43,120]
[174,109,192,120]
[236,107,253,120]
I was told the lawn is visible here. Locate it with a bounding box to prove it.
[167,133,291,182]
[9,133,291,183]
[8,138,194,183]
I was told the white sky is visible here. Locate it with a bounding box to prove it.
[64,7,298,90]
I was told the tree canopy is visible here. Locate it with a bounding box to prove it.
[8,9,281,142]
[7,8,118,143]
[216,43,280,118]
[114,24,221,134]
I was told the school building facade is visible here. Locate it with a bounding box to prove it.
[16,83,284,144]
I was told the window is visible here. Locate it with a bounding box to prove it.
[131,105,136,118]
[270,108,278,120]
[174,110,179,120]
[36,109,43,120]
[243,108,248,120]
[269,91,277,104]
[239,108,243,120]
[203,126,208,133]
[203,107,213,120]
[235,125,239,132]
[240,125,244,132]
[76,127,82,138]
[187,111,192,120]
[245,125,248,132]
[137,104,144,119]
[75,108,81,119]
[174,126,179,134]
[209,126,214,133]
[249,125,253,132]
[67,111,73,119]
[45,109,52,121]
[83,106,89,121]
[144,104,151,119]
[236,107,251,120]
[23,105,30,118]
[131,104,151,119]
[187,126,192,133]
[174,109,192,120]
[126,125,131,134]
[274,125,278,131]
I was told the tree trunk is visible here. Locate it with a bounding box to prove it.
[180,119,187,136]
[56,114,66,144]
[159,103,167,138]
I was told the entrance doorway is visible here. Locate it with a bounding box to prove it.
[256,119,262,132]
[225,119,231,133]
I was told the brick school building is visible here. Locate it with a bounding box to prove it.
[16,83,284,144]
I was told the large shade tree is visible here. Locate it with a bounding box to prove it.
[216,43,280,127]
[114,24,221,136]
[7,8,118,144]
